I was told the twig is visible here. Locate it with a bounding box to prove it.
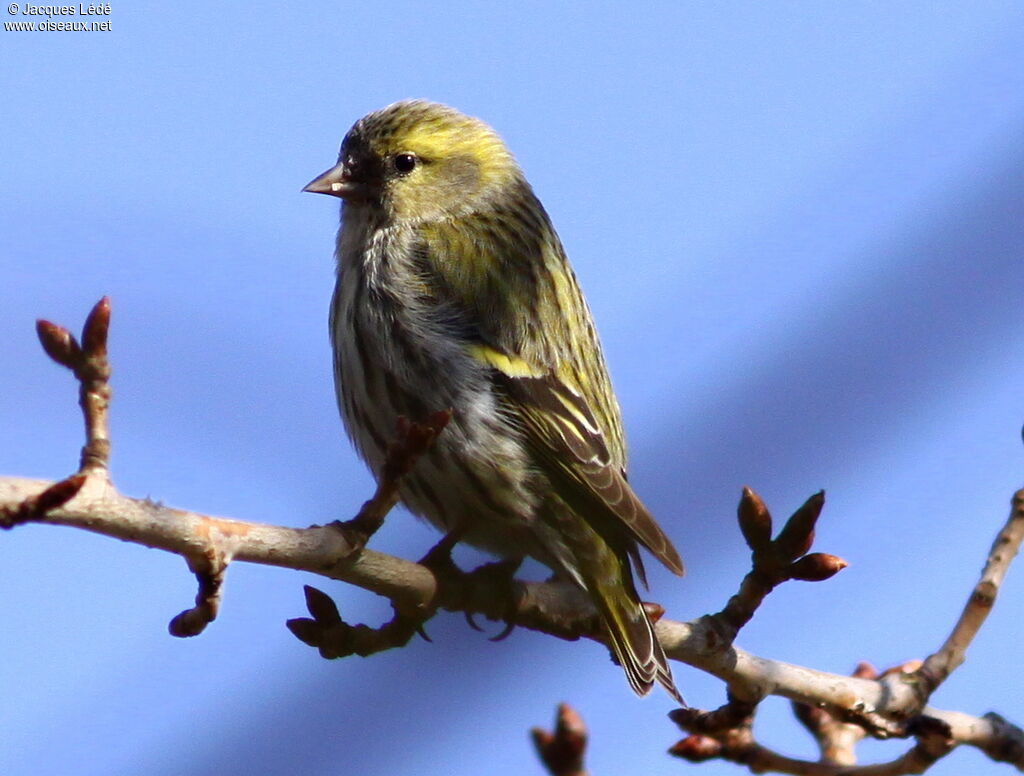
[532,703,589,776]
[169,548,230,637]
[791,662,877,766]
[671,694,758,736]
[36,297,112,475]
[670,703,960,775]
[714,488,847,644]
[336,411,453,551]
[286,585,426,657]
[916,489,1024,699]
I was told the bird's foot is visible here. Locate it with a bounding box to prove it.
[463,557,524,641]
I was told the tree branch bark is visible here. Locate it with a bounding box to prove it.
[5,298,1024,773]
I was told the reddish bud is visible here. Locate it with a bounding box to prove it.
[168,608,212,638]
[303,585,342,624]
[427,408,453,434]
[36,319,81,368]
[853,661,878,679]
[880,659,923,678]
[34,474,86,514]
[285,617,321,647]
[775,491,825,560]
[789,552,847,582]
[82,296,111,357]
[1,474,87,529]
[554,703,587,756]
[737,486,773,552]
[532,703,587,773]
[555,702,586,734]
[668,707,702,728]
[530,727,553,750]
[791,700,831,732]
[668,735,722,761]
[642,601,666,623]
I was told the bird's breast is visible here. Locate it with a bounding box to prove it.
[334,220,490,422]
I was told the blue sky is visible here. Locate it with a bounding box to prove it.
[2,3,1024,774]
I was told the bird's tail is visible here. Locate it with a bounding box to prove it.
[589,576,683,703]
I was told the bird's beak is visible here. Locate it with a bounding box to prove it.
[303,161,362,200]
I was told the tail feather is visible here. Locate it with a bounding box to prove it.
[595,584,683,703]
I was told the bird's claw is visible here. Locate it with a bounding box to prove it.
[489,621,517,642]
[463,557,524,641]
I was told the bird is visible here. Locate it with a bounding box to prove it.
[303,100,684,699]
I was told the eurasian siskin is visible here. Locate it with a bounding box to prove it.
[304,100,684,699]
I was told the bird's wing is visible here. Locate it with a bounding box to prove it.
[469,345,684,580]
[416,212,683,579]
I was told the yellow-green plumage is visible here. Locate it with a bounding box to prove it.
[305,100,684,699]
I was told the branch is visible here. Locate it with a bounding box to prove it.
[790,661,878,766]
[5,476,1023,771]
[665,491,1024,773]
[669,703,969,775]
[916,489,1024,695]
[5,299,1024,774]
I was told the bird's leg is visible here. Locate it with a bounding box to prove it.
[418,524,469,578]
[411,525,471,640]
[416,527,526,639]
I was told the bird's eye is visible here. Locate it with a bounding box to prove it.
[393,153,418,174]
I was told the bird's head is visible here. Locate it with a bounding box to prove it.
[304,100,522,222]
